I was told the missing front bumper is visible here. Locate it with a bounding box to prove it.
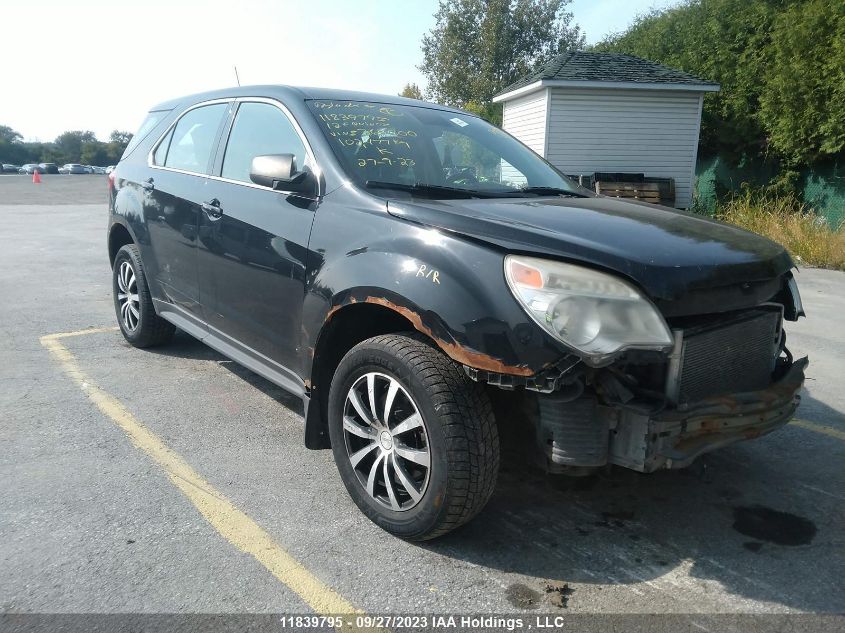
[607,357,808,472]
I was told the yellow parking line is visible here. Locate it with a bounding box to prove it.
[40,329,362,620]
[42,326,119,340]
[791,418,845,441]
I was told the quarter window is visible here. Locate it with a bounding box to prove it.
[222,102,308,185]
[122,111,165,159]
[160,103,227,174]
[153,128,173,166]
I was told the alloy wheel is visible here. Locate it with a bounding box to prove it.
[342,372,431,511]
[116,260,140,332]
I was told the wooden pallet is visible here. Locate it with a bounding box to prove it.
[594,180,674,206]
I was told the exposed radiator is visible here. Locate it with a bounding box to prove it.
[672,309,781,403]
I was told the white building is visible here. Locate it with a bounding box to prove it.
[493,52,720,208]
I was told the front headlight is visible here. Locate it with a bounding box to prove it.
[504,255,673,365]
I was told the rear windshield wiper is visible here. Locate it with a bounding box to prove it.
[364,180,497,199]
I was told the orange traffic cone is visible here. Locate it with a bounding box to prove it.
[32,170,41,184]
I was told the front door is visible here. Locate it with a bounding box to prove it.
[197,100,316,374]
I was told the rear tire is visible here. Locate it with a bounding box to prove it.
[112,244,174,348]
[328,333,499,540]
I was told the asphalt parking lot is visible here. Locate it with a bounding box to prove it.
[1,175,844,625]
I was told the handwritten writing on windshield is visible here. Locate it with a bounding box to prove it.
[313,102,419,171]
[357,157,416,167]
[335,137,412,150]
[312,102,403,116]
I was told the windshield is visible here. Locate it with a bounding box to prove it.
[306,100,580,198]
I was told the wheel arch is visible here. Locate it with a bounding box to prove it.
[108,221,136,267]
[303,285,546,449]
[304,301,418,449]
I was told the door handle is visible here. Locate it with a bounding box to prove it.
[201,199,223,219]
[141,177,154,191]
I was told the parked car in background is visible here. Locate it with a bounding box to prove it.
[2,164,22,173]
[19,164,40,174]
[37,162,59,174]
[108,86,807,540]
[105,165,116,175]
[91,166,106,174]
[59,163,88,174]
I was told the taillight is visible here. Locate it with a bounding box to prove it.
[108,171,115,193]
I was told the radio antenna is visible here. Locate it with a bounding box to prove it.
[234,65,241,86]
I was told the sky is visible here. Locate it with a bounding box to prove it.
[0,0,678,142]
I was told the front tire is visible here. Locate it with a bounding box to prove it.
[112,244,174,348]
[328,334,499,540]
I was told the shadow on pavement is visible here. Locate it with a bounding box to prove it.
[145,330,844,613]
[798,387,845,427]
[145,330,303,415]
[421,431,842,612]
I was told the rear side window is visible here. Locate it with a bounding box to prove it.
[122,112,165,159]
[153,128,173,166]
[161,103,228,174]
[221,102,308,184]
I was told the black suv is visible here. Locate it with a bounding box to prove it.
[108,86,807,540]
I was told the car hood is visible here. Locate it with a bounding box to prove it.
[387,196,793,302]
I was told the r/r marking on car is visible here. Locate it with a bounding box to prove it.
[416,265,440,284]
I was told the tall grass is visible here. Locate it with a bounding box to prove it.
[708,192,845,271]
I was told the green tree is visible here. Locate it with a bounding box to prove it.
[39,145,66,164]
[759,0,845,165]
[0,125,31,164]
[54,130,97,162]
[399,83,425,100]
[0,125,23,145]
[421,0,583,115]
[463,101,503,127]
[81,141,109,166]
[109,130,133,145]
[104,130,133,164]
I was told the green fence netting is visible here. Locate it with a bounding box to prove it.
[694,156,845,228]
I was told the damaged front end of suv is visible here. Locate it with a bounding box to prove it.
[466,256,807,475]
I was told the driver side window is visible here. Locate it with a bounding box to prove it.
[222,102,308,185]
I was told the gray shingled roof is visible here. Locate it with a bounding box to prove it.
[495,51,719,97]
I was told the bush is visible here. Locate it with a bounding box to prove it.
[708,191,845,270]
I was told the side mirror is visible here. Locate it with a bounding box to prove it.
[249,154,315,195]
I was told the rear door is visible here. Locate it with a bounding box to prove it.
[145,100,231,326]
[197,99,317,377]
